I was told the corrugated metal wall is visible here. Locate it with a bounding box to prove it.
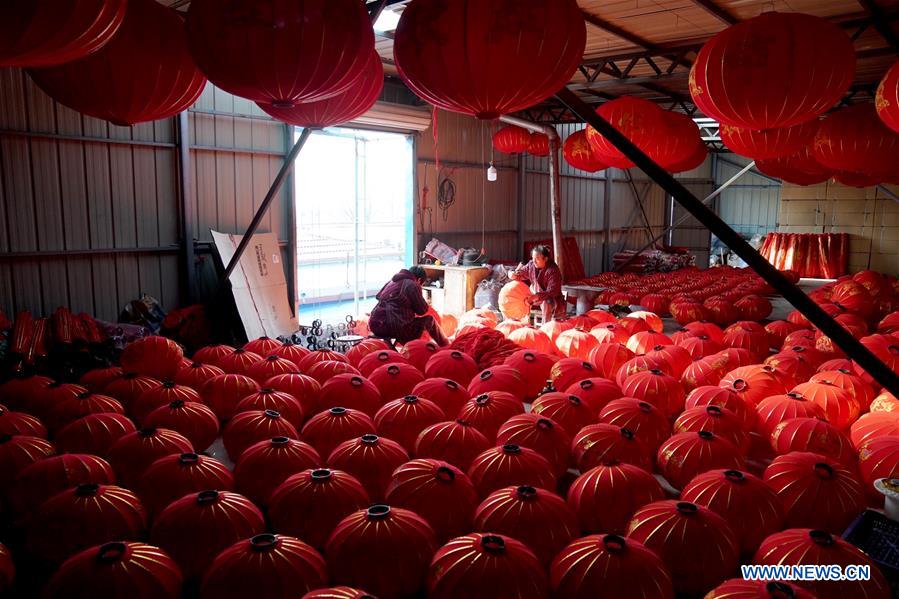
[715,155,781,238]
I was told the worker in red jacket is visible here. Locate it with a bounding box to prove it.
[512,245,566,322]
[369,266,450,346]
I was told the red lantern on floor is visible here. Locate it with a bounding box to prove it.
[656,431,745,490]
[401,340,439,372]
[765,320,801,349]
[564,130,607,172]
[567,462,665,535]
[394,0,585,119]
[223,409,298,461]
[415,420,491,471]
[586,96,668,168]
[588,343,634,379]
[328,434,408,501]
[674,405,750,454]
[243,337,282,356]
[755,393,825,438]
[681,357,729,391]
[814,103,899,180]
[811,369,875,412]
[412,378,473,418]
[373,395,444,454]
[358,350,410,378]
[467,366,527,400]
[133,382,201,425]
[235,388,304,429]
[550,534,674,599]
[681,469,784,558]
[622,369,685,418]
[427,534,548,598]
[217,349,265,376]
[467,444,556,498]
[493,126,532,155]
[706,579,816,599]
[107,427,193,487]
[474,485,578,566]
[318,375,382,418]
[385,459,479,543]
[150,490,265,580]
[103,374,159,413]
[508,327,555,354]
[457,392,525,439]
[627,500,740,596]
[723,322,770,360]
[792,381,859,429]
[531,393,594,437]
[685,386,755,429]
[345,338,388,368]
[201,374,261,422]
[269,468,370,549]
[137,453,234,517]
[369,364,425,403]
[0,406,46,438]
[301,407,376,459]
[764,451,865,534]
[144,400,218,452]
[264,373,320,418]
[55,413,136,457]
[27,483,146,563]
[753,529,891,599]
[572,423,653,472]
[174,362,225,391]
[721,121,819,160]
[703,297,739,326]
[858,436,899,492]
[193,344,236,366]
[851,411,899,449]
[771,417,856,467]
[690,12,854,129]
[234,437,321,506]
[326,505,437,598]
[0,375,55,415]
[598,398,671,452]
[496,414,571,477]
[563,378,621,417]
[273,342,313,366]
[27,382,87,420]
[119,335,184,381]
[720,365,786,407]
[246,355,300,384]
[550,359,598,393]
[80,366,125,392]
[670,301,707,325]
[201,534,327,598]
[302,588,375,599]
[425,350,480,385]
[45,542,182,599]
[0,434,55,487]
[306,361,361,386]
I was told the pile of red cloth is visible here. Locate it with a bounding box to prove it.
[450,328,521,370]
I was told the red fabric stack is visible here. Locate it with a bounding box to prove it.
[450,329,522,370]
[759,233,848,278]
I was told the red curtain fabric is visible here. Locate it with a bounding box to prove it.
[759,233,849,278]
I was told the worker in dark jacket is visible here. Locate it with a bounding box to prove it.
[512,245,566,322]
[369,266,450,346]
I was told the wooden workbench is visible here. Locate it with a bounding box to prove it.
[419,264,491,317]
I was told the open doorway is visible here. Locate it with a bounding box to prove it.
[293,127,415,324]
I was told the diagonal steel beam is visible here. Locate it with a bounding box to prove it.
[689,0,738,25]
[555,86,899,397]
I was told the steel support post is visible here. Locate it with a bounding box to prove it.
[555,87,899,396]
[177,112,197,303]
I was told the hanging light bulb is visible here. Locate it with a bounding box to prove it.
[487,162,498,182]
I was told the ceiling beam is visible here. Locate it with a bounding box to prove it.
[856,0,899,53]
[689,0,738,25]
[581,9,693,69]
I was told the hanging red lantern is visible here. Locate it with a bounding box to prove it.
[150,490,265,581]
[474,485,578,566]
[104,374,160,414]
[234,437,321,506]
[656,431,746,490]
[318,375,382,418]
[201,374,261,422]
[764,451,865,534]
[385,459,479,543]
[493,125,532,155]
[721,121,819,160]
[0,406,46,438]
[586,96,668,168]
[55,413,136,457]
[415,419,491,471]
[328,434,408,501]
[264,373,320,418]
[45,542,182,599]
[652,111,706,171]
[394,0,585,119]
[496,414,572,477]
[193,344,236,366]
[690,12,854,130]
[144,400,219,451]
[706,579,817,599]
[174,362,225,392]
[326,505,437,598]
[107,427,193,487]
[201,534,327,598]
[188,0,372,107]
[467,366,527,400]
[598,398,671,452]
[457,392,525,439]
[567,462,665,535]
[467,444,556,498]
[137,452,234,517]
[119,336,184,382]
[770,417,856,467]
[373,395,444,453]
[80,366,125,393]
[572,423,653,472]
[246,355,301,384]
[551,534,674,599]
[427,533,548,598]
[877,60,899,133]
[563,130,607,172]
[222,409,298,461]
[235,388,304,430]
[757,146,835,186]
[681,469,784,558]
[753,529,892,599]
[531,393,594,437]
[851,411,899,449]
[814,103,899,180]
[269,469,370,549]
[27,483,146,563]
[301,407,376,459]
[133,382,201,425]
[412,378,474,418]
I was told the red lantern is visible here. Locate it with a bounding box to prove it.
[368,364,425,403]
[243,337,282,356]
[0,375,55,415]
[854,334,899,385]
[118,335,184,382]
[200,374,260,422]
[301,407,375,459]
[299,349,350,371]
[588,343,635,379]
[703,297,739,326]
[706,579,816,599]
[264,373,320,418]
[550,534,674,599]
[760,146,837,185]
[467,444,556,498]
[133,382,201,425]
[877,60,899,133]
[753,529,891,599]
[493,125,532,155]
[193,344,236,366]
[25,381,85,420]
[508,327,555,354]
[107,427,193,487]
[326,505,437,598]
[653,111,705,171]
[80,366,125,393]
[474,485,578,566]
[526,133,553,156]
[222,409,298,461]
[0,406,46,438]
[306,361,361,386]
[398,340,437,373]
[563,378,621,416]
[550,359,598,392]
[645,344,692,378]
[765,320,801,349]
[812,369,875,412]
[690,12,854,130]
[425,350,480,385]
[640,294,671,315]
[151,490,265,580]
[814,103,899,180]
[201,534,327,598]
[627,500,740,596]
[27,483,146,563]
[721,121,818,160]
[496,414,571,477]
[234,437,321,506]
[598,398,671,452]
[217,349,265,375]
[681,469,784,558]
[45,542,182,599]
[871,390,899,412]
[174,362,225,392]
[567,463,665,535]
[530,393,593,437]
[467,366,527,400]
[415,419,491,471]
[358,350,410,378]
[246,355,300,384]
[670,301,707,325]
[719,365,786,407]
[327,434,408,501]
[188,0,371,107]
[0,434,55,487]
[586,96,668,168]
[457,392,525,439]
[858,436,899,494]
[564,130,607,173]
[764,451,865,534]
[851,411,899,449]
[394,0,585,119]
[144,400,218,451]
[673,405,750,454]
[755,393,826,438]
[685,386,755,429]
[656,431,745,490]
[412,378,471,418]
[765,352,816,389]
[104,374,160,413]
[770,417,856,467]
[426,534,548,598]
[386,459,479,543]
[722,321,769,360]
[572,423,653,472]
[373,395,444,453]
[137,452,234,517]
[735,294,773,321]
[345,338,388,368]
[55,413,136,457]
[792,380,859,429]
[317,374,382,418]
[235,388,304,429]
[302,588,375,599]
[622,369,686,418]
[269,468,370,549]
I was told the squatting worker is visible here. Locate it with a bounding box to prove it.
[369,266,450,347]
[511,245,566,322]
